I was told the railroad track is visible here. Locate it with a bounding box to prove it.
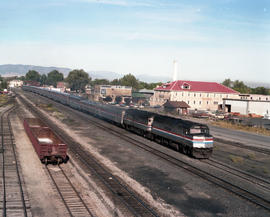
[45,164,95,217]
[17,90,159,216]
[21,91,270,213]
[74,114,270,212]
[214,138,270,155]
[19,90,270,213]
[203,158,270,191]
[0,103,31,216]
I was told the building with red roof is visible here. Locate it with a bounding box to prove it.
[151,80,240,111]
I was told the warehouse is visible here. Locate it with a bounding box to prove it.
[223,98,270,116]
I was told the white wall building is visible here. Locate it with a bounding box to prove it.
[8,80,23,88]
[151,80,239,111]
[223,98,270,116]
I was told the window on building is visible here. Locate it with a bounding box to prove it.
[188,101,189,104]
[182,83,190,89]
[207,101,209,104]
[251,97,253,100]
[207,93,209,97]
[200,94,201,97]
[259,97,261,100]
[226,95,228,98]
[182,93,184,96]
[194,101,196,104]
[194,93,196,97]
[188,93,190,96]
[199,101,201,104]
[266,98,268,101]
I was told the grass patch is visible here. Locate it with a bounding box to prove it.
[0,95,8,106]
[247,153,256,160]
[229,155,244,164]
[38,103,65,120]
[212,120,270,137]
[263,167,269,174]
[213,146,219,150]
[63,118,75,124]
[39,103,58,112]
[52,111,65,120]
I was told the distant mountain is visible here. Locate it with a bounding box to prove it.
[88,71,169,83]
[245,81,270,89]
[0,64,173,84]
[88,71,123,81]
[136,74,170,83]
[0,64,72,77]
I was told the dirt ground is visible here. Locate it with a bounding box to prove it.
[17,87,184,217]
[12,98,119,217]
[13,91,270,217]
[11,111,67,217]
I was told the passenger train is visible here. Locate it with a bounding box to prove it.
[22,85,213,158]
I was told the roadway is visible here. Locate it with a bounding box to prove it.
[210,125,270,150]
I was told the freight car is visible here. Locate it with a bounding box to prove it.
[24,118,69,164]
[22,86,213,158]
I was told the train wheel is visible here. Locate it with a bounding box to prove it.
[57,158,62,165]
[44,158,48,165]
[183,146,188,155]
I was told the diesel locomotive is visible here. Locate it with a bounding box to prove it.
[22,86,213,158]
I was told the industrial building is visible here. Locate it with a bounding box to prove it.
[223,98,270,116]
[93,85,132,102]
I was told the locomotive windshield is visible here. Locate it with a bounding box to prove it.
[190,128,201,134]
[189,126,209,135]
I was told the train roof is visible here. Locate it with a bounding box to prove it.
[153,113,208,128]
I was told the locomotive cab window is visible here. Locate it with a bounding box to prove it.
[190,126,202,134]
[200,127,209,134]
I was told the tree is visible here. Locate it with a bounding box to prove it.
[25,70,41,82]
[18,76,25,81]
[251,87,269,95]
[110,79,120,85]
[233,80,250,93]
[222,79,233,88]
[40,74,48,86]
[91,79,110,86]
[66,69,91,92]
[47,70,64,87]
[119,73,139,89]
[0,77,7,90]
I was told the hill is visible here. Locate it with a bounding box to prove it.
[0,64,72,77]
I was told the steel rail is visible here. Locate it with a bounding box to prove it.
[1,103,29,216]
[45,164,95,217]
[203,158,270,191]
[20,89,270,212]
[7,105,28,217]
[18,90,159,217]
[214,138,270,155]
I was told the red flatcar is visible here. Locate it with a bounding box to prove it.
[24,118,69,164]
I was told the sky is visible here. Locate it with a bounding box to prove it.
[0,0,269,83]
